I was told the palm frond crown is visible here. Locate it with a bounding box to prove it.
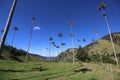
[98,2,106,11]
[14,26,19,31]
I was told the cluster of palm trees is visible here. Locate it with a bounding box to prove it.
[46,2,119,66]
[48,33,66,62]
[0,0,118,67]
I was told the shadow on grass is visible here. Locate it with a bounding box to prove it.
[0,69,27,72]
[10,56,23,62]
[0,67,48,72]
[31,67,48,71]
[0,56,7,60]
[10,72,64,80]
[74,68,92,73]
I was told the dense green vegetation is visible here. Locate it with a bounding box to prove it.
[75,46,88,62]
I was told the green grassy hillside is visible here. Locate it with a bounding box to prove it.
[1,46,43,62]
[58,32,120,63]
[87,39,120,56]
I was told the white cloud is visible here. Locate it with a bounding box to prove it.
[33,26,40,30]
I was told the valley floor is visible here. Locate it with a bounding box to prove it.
[0,60,120,80]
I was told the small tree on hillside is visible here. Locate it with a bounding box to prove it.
[75,46,88,62]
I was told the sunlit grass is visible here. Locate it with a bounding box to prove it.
[88,39,120,55]
[0,60,120,80]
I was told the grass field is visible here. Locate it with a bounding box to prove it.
[0,60,120,80]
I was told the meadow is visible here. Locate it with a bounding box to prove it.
[0,60,120,80]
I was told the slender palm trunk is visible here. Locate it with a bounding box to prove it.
[71,37,75,63]
[70,26,75,63]
[24,22,34,67]
[51,46,53,62]
[57,48,59,62]
[58,36,62,62]
[97,38,103,65]
[62,46,65,62]
[11,31,16,47]
[61,46,64,62]
[9,30,16,55]
[0,0,17,57]
[49,42,51,62]
[102,9,118,67]
[98,44,103,65]
[59,44,62,62]
[46,48,49,62]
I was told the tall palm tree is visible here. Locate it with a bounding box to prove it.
[76,39,81,48]
[9,26,19,55]
[83,38,86,42]
[93,29,103,65]
[53,44,57,62]
[46,48,49,60]
[58,33,63,38]
[92,38,95,42]
[51,41,56,62]
[24,17,35,67]
[58,33,63,62]
[68,20,75,63]
[98,2,118,66]
[0,0,17,57]
[12,27,18,46]
[94,29,98,36]
[58,33,63,47]
[52,42,55,45]
[61,43,66,62]
[56,45,60,62]
[49,37,53,62]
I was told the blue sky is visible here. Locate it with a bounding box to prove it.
[0,0,120,57]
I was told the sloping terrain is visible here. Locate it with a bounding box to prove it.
[0,60,120,80]
[0,45,43,62]
[58,32,120,63]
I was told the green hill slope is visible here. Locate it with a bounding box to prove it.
[0,45,43,62]
[87,39,120,56]
[58,32,120,63]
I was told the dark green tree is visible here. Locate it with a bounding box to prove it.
[75,46,88,62]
